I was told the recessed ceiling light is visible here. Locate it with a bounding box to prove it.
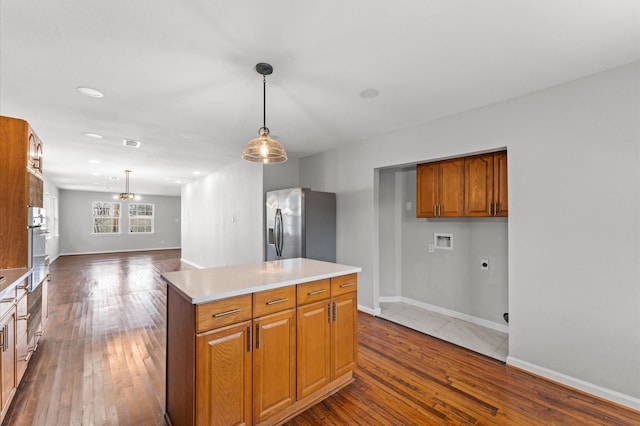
[175,180,182,184]
[193,171,201,175]
[91,172,100,176]
[89,160,101,164]
[85,132,103,139]
[109,176,120,181]
[359,88,380,99]
[123,139,141,148]
[77,87,104,98]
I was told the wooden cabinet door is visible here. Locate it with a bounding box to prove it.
[296,300,330,399]
[0,310,16,414]
[331,293,358,378]
[464,154,494,217]
[417,159,464,218]
[464,152,508,217]
[253,309,296,423]
[196,321,252,426]
[438,158,465,217]
[493,151,508,217]
[416,162,438,218]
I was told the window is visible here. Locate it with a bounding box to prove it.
[92,202,121,234]
[129,203,154,233]
[45,194,59,239]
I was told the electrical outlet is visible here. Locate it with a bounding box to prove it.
[480,259,489,270]
[428,244,435,253]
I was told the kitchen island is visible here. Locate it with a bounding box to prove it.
[162,258,361,426]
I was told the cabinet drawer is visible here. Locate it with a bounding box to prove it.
[253,286,296,317]
[196,294,252,333]
[16,278,29,301]
[16,334,31,383]
[0,287,17,319]
[16,293,28,340]
[297,279,331,305]
[331,274,358,297]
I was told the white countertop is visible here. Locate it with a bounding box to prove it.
[162,258,361,304]
[0,267,30,295]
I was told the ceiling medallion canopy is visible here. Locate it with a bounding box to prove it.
[118,169,135,200]
[242,63,288,164]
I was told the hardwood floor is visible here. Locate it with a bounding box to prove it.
[3,250,638,425]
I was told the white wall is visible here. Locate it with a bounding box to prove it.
[263,157,300,192]
[299,63,640,408]
[43,175,60,263]
[59,190,181,254]
[181,161,265,268]
[181,159,301,268]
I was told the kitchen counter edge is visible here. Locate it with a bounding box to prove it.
[161,258,361,305]
[0,268,31,295]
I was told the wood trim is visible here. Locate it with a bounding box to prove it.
[166,285,196,426]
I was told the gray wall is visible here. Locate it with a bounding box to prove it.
[379,168,508,326]
[298,63,640,408]
[179,63,639,408]
[59,189,181,254]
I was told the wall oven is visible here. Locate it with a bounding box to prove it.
[27,207,47,292]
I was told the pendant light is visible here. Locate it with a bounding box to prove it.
[118,170,135,200]
[242,63,288,164]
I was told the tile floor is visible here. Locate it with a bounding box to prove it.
[378,302,509,362]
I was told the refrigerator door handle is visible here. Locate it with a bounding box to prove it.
[275,208,284,257]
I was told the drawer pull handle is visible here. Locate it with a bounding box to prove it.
[0,298,16,304]
[17,284,28,290]
[35,331,44,337]
[213,308,241,318]
[266,298,288,305]
[308,289,326,296]
[18,313,31,321]
[340,283,355,288]
[21,350,34,363]
[1,325,7,352]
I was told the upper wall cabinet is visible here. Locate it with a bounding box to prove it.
[27,130,44,177]
[464,151,508,217]
[416,151,507,219]
[416,158,465,218]
[0,116,45,269]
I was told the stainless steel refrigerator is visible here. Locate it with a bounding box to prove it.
[265,188,336,262]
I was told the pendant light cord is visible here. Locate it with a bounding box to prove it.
[263,75,267,130]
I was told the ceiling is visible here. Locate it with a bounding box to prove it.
[1,1,638,197]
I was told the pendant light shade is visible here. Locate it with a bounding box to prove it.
[242,63,287,164]
[118,170,135,200]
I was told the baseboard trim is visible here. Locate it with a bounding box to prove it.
[180,258,203,269]
[507,356,640,412]
[59,247,181,256]
[381,296,508,333]
[358,305,380,316]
